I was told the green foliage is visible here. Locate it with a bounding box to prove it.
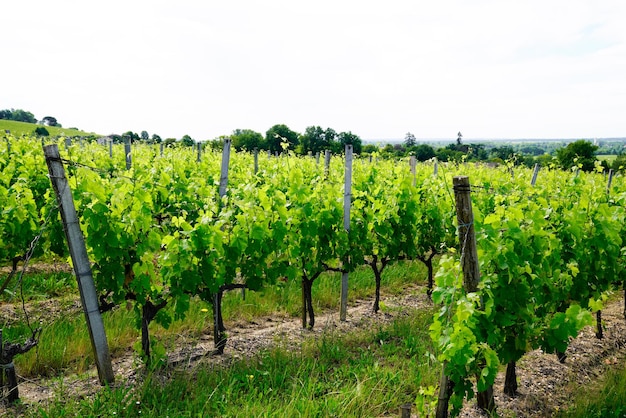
[34,126,49,136]
[0,108,37,123]
[337,131,363,154]
[180,134,195,147]
[558,363,626,417]
[556,139,599,172]
[265,124,299,154]
[27,309,437,418]
[413,144,436,161]
[41,116,59,127]
[298,125,336,155]
[0,119,96,138]
[404,132,416,147]
[4,136,626,416]
[429,163,624,415]
[231,128,264,151]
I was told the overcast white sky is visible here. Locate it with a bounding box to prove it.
[3,0,625,141]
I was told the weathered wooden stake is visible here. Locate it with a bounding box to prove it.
[324,150,331,178]
[400,403,412,418]
[436,176,495,417]
[340,145,353,322]
[253,148,259,174]
[213,138,232,352]
[125,139,132,170]
[43,144,114,385]
[531,163,540,186]
[607,169,614,193]
[219,138,231,199]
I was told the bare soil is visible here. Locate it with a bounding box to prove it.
[3,285,626,418]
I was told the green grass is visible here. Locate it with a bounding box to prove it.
[6,260,429,379]
[597,154,617,162]
[1,271,76,302]
[557,364,626,417]
[23,308,439,417]
[12,307,138,377]
[0,119,99,138]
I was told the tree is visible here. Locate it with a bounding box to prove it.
[151,134,162,143]
[556,140,598,172]
[41,116,59,127]
[231,129,265,151]
[34,126,49,136]
[404,132,416,148]
[140,130,150,141]
[122,131,140,143]
[456,131,463,146]
[265,124,299,154]
[180,134,195,147]
[612,154,626,172]
[490,146,517,162]
[337,131,362,154]
[299,126,337,155]
[414,144,436,161]
[0,108,37,124]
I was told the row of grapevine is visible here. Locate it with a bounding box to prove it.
[430,164,626,415]
[1,136,456,364]
[3,136,626,415]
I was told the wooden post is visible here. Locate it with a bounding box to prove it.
[254,148,259,174]
[453,176,481,292]
[607,169,614,193]
[65,138,72,148]
[109,139,113,159]
[212,138,232,351]
[125,139,132,170]
[530,163,540,186]
[43,144,115,385]
[437,176,494,417]
[219,138,231,200]
[160,142,164,157]
[410,156,417,186]
[596,168,615,338]
[434,158,439,176]
[400,403,412,418]
[0,329,3,392]
[197,142,202,162]
[324,150,331,178]
[340,145,353,321]
[454,175,494,412]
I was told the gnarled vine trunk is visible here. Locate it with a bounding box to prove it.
[504,361,518,396]
[141,300,167,364]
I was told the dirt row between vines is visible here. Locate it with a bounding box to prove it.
[5,287,626,417]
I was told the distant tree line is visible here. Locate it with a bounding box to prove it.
[116,124,363,156]
[0,108,61,127]
[372,132,626,174]
[228,124,363,155]
[5,107,625,173]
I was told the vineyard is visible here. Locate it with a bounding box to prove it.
[1,135,626,416]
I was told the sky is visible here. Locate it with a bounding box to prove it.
[2,0,626,142]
